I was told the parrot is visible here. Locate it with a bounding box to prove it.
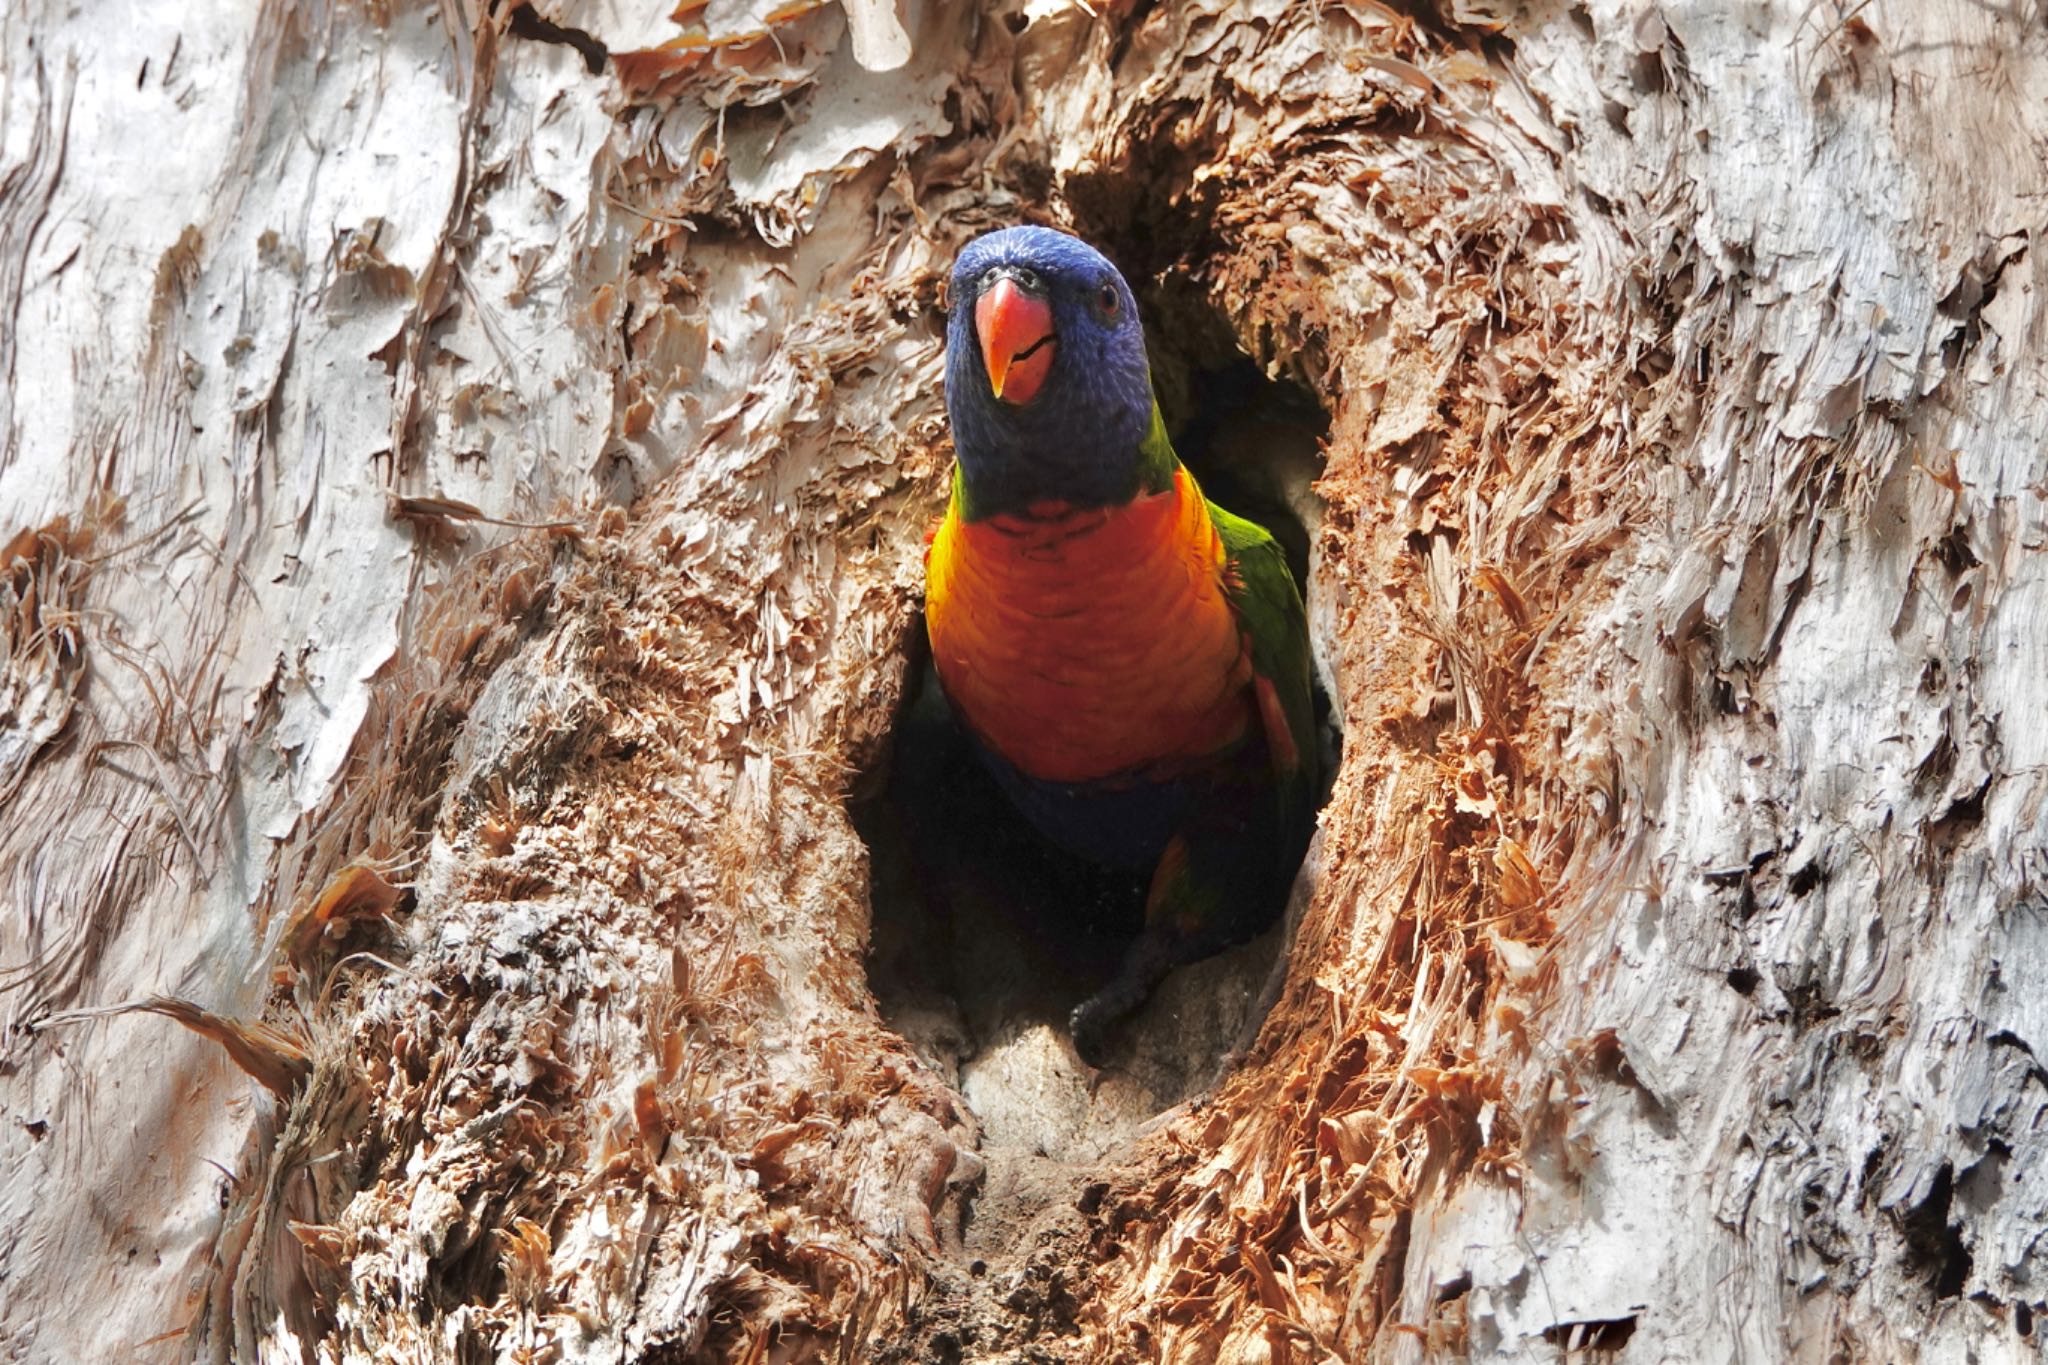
[923,225,1317,1065]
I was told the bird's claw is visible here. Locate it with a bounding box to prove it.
[1068,966,1158,1068]
[1068,995,1124,1069]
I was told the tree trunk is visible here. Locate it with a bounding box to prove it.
[4,1,2044,1361]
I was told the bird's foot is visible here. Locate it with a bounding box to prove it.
[1069,932,1184,1067]
[1068,980,1145,1069]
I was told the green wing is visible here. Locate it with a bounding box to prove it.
[1210,498,1317,805]
[1141,398,1316,804]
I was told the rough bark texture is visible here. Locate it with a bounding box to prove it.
[3,1,2045,1362]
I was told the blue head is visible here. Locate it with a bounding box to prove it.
[944,226,1159,516]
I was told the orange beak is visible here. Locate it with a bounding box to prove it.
[975,277,1056,405]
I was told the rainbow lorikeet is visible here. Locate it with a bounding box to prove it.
[924,226,1317,1064]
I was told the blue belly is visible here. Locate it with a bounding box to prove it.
[972,740,1187,871]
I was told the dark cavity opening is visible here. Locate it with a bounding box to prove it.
[1899,1160,1973,1300]
[857,345,1337,1169]
[1540,1316,1639,1354]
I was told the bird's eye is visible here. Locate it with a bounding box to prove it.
[1097,283,1120,315]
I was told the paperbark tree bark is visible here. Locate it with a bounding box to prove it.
[3,1,2044,1361]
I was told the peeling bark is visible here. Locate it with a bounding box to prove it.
[3,2,2045,1362]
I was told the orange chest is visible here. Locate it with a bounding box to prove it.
[924,469,1253,785]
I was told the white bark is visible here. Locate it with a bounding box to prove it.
[1401,5,2048,1360]
[1,2,619,1355]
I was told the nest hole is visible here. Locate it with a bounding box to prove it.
[857,337,1337,1177]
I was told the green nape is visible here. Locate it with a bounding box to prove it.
[951,398,1182,522]
[1134,398,1180,496]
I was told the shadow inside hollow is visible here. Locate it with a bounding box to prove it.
[859,651,1147,1077]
